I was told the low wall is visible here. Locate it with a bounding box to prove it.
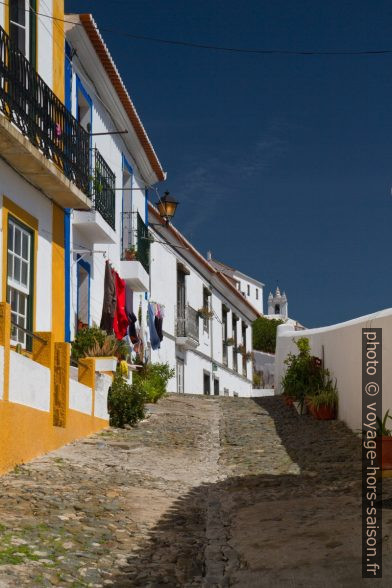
[0,319,112,474]
[275,308,392,432]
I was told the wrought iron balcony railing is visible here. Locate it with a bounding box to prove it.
[176,305,199,343]
[0,24,90,194]
[92,148,116,230]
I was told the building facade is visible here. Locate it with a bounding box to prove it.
[0,4,165,473]
[207,253,264,314]
[150,213,259,397]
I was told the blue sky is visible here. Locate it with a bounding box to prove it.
[65,0,392,327]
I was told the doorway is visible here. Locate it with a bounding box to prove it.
[203,372,211,396]
[213,377,220,396]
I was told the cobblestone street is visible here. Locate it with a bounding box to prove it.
[0,395,391,587]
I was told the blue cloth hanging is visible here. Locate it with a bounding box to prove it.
[148,302,160,350]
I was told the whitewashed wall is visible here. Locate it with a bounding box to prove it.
[275,309,392,432]
[235,275,263,314]
[94,373,110,420]
[149,229,253,397]
[9,352,51,411]
[69,379,92,415]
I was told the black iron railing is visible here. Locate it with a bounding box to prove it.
[0,24,90,194]
[176,305,199,343]
[92,148,116,230]
[137,212,150,273]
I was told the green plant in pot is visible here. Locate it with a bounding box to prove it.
[375,410,392,470]
[225,337,235,347]
[281,337,324,413]
[306,375,338,420]
[124,245,137,261]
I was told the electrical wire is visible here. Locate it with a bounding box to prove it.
[1,1,392,57]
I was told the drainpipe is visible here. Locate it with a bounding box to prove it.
[64,208,71,343]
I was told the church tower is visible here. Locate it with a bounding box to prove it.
[268,287,288,319]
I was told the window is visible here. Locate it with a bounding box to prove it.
[256,288,259,300]
[222,306,228,366]
[9,0,36,59]
[7,217,33,349]
[202,287,211,334]
[247,284,250,296]
[232,314,238,372]
[76,81,92,133]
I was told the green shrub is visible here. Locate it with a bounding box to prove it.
[107,373,146,428]
[133,362,175,403]
[252,316,284,353]
[71,326,106,361]
[281,337,325,408]
[71,326,128,361]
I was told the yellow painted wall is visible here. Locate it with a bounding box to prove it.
[0,401,108,475]
[52,203,65,342]
[3,1,8,33]
[52,0,65,102]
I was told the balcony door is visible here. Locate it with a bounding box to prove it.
[9,0,36,62]
[177,269,186,335]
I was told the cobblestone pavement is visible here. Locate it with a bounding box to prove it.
[0,394,391,587]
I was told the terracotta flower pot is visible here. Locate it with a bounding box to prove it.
[308,402,336,420]
[376,436,392,470]
[283,395,294,407]
[124,250,136,261]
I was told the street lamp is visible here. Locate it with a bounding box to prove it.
[156,191,179,224]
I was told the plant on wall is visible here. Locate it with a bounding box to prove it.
[225,337,235,346]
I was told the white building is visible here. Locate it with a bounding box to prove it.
[149,217,260,397]
[64,14,165,340]
[207,253,264,314]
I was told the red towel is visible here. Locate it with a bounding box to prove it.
[112,270,128,340]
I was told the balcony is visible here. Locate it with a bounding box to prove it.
[73,149,116,243]
[0,25,90,209]
[120,212,150,291]
[176,305,199,349]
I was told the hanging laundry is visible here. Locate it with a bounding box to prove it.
[148,302,160,350]
[113,271,129,340]
[100,260,116,334]
[127,311,138,343]
[154,304,164,342]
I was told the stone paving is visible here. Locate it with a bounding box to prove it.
[0,394,391,587]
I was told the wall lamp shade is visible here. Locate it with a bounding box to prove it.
[156,191,179,224]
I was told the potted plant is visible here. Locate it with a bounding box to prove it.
[376,410,392,469]
[244,351,253,362]
[281,337,324,414]
[225,337,235,347]
[306,377,338,420]
[124,246,137,261]
[198,306,214,320]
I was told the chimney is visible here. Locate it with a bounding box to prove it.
[207,250,212,261]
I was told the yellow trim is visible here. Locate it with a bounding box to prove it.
[52,0,64,102]
[52,204,65,342]
[4,1,9,34]
[2,197,38,338]
[0,302,11,401]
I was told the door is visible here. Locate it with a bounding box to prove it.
[176,360,184,394]
[76,258,90,331]
[214,378,219,396]
[203,372,211,396]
